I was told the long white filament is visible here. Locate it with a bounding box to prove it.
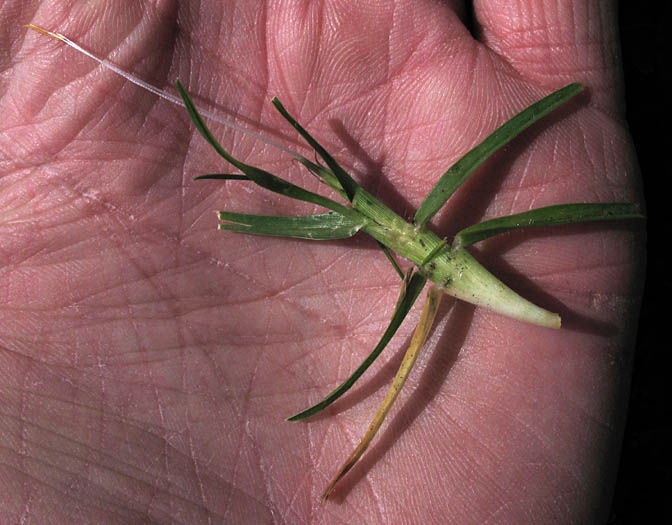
[24,24,301,158]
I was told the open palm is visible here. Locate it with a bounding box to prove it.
[1,1,643,522]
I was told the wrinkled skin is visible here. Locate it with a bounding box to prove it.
[0,1,644,522]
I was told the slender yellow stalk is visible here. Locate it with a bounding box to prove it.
[322,286,444,500]
[23,23,66,41]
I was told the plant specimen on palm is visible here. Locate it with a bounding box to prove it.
[24,24,644,500]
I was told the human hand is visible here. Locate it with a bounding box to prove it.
[1,1,643,522]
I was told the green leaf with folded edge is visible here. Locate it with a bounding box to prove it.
[218,211,366,240]
[414,83,585,228]
[177,81,359,220]
[195,156,348,199]
[183,85,403,277]
[271,97,361,203]
[194,173,249,181]
[193,148,348,201]
[454,202,645,248]
[295,158,408,278]
[287,269,427,421]
[377,242,405,279]
[194,169,339,190]
[297,157,350,202]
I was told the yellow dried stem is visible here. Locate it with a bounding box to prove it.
[322,285,444,500]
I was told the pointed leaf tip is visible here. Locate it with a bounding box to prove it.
[287,270,427,421]
[271,97,361,203]
[414,83,585,228]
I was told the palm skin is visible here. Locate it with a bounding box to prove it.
[1,1,644,522]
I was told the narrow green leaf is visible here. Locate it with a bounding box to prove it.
[177,81,359,220]
[296,157,347,198]
[377,242,405,279]
[454,202,644,247]
[177,80,233,159]
[271,97,361,203]
[182,85,405,276]
[195,173,249,181]
[414,83,585,228]
[297,160,407,277]
[322,284,443,500]
[287,270,427,421]
[218,211,366,240]
[420,238,448,266]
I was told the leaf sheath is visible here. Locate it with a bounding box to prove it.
[218,211,366,240]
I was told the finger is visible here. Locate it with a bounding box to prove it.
[441,0,468,21]
[473,0,624,115]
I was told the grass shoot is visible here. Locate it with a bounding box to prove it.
[25,24,645,501]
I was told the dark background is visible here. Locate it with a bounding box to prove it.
[609,2,667,523]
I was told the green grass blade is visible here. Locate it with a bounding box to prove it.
[420,238,448,266]
[182,85,405,277]
[322,284,443,500]
[177,81,359,219]
[454,202,644,247]
[194,173,249,181]
[298,160,406,277]
[268,99,412,276]
[218,211,366,240]
[414,83,585,228]
[296,157,347,198]
[287,270,427,421]
[377,242,405,279]
[271,97,361,203]
[177,80,237,160]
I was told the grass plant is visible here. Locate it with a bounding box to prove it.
[25,23,645,500]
